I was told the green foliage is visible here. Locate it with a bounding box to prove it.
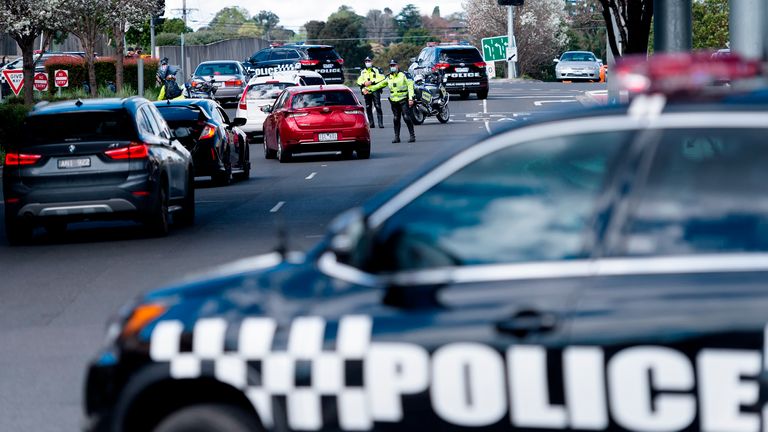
[402,28,439,44]
[305,20,326,41]
[254,10,280,34]
[42,56,158,92]
[0,103,31,160]
[396,4,422,36]
[163,18,192,35]
[373,43,422,70]
[317,7,371,69]
[184,31,235,45]
[210,6,250,35]
[155,32,180,46]
[692,0,729,49]
[127,18,193,49]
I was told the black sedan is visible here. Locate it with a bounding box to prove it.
[85,94,768,431]
[3,97,194,244]
[154,99,250,186]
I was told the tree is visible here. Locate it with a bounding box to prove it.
[433,6,441,18]
[0,0,68,105]
[126,18,191,49]
[365,9,397,45]
[597,0,653,57]
[304,20,326,41]
[564,0,606,61]
[110,0,164,91]
[692,0,728,49]
[163,18,192,35]
[319,6,371,67]
[62,0,111,97]
[396,4,423,36]
[238,22,263,38]
[210,6,249,35]
[464,0,569,79]
[254,10,280,38]
[374,42,422,70]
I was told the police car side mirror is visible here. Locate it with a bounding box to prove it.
[327,208,367,265]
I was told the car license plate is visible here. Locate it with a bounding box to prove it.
[323,64,334,69]
[455,67,469,73]
[58,157,91,169]
[318,132,338,142]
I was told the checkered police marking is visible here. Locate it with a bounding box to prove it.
[151,317,766,431]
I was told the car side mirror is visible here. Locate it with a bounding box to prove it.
[173,127,190,139]
[231,117,247,127]
[553,58,560,63]
[261,105,272,113]
[327,207,367,264]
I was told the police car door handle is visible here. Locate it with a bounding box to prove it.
[495,311,558,338]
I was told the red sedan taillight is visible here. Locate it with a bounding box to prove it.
[5,152,42,165]
[104,143,148,159]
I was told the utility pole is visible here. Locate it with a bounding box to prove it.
[507,6,517,79]
[150,17,156,58]
[730,0,764,60]
[653,0,692,52]
[172,0,197,79]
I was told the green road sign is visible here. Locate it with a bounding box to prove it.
[481,35,517,62]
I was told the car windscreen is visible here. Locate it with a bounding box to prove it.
[439,48,483,63]
[300,76,325,85]
[561,52,597,62]
[291,91,357,108]
[194,63,240,76]
[20,110,136,146]
[246,83,295,100]
[306,47,340,61]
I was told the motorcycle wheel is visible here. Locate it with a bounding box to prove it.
[411,106,426,125]
[437,104,450,123]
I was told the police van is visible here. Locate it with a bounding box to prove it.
[85,53,768,432]
[245,43,345,85]
[409,42,490,100]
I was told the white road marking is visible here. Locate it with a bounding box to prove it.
[321,164,328,167]
[270,201,285,213]
[305,234,325,239]
[483,99,488,114]
[533,100,579,106]
[485,121,492,135]
[305,172,317,180]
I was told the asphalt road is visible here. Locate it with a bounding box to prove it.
[0,80,603,431]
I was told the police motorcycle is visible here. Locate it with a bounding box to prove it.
[410,71,450,125]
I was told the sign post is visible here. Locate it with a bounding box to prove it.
[54,69,69,97]
[33,72,49,92]
[2,69,25,96]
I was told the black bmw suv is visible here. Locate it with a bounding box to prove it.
[245,44,345,84]
[410,43,490,99]
[3,97,195,244]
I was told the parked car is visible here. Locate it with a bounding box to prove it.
[190,61,248,104]
[154,99,250,185]
[84,76,768,431]
[235,70,326,142]
[409,42,489,99]
[262,85,370,162]
[245,43,345,85]
[554,50,602,82]
[3,97,194,244]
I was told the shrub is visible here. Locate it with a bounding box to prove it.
[43,56,158,92]
[156,32,180,46]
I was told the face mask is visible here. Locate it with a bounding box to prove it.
[365,62,373,68]
[390,67,397,73]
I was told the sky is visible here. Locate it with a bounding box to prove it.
[163,0,465,32]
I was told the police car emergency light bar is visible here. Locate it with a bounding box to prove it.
[615,51,763,100]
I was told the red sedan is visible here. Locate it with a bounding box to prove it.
[262,85,371,162]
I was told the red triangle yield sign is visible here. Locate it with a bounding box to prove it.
[2,69,25,96]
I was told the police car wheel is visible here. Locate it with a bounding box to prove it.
[154,404,261,432]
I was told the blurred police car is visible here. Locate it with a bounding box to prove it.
[85,54,768,432]
[245,43,345,85]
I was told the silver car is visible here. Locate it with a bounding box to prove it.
[192,61,247,104]
[554,51,602,82]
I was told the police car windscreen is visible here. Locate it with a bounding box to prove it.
[20,110,135,146]
[441,49,483,63]
[307,47,340,61]
[195,63,239,76]
[247,83,295,100]
[292,91,357,108]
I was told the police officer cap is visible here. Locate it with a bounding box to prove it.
[389,59,398,66]
[364,56,372,62]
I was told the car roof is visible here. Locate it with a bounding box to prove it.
[30,97,149,115]
[284,44,333,49]
[196,60,242,65]
[153,99,215,109]
[284,84,351,93]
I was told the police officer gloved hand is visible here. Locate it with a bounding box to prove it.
[366,59,416,143]
[357,57,385,128]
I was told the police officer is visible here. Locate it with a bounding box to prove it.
[356,56,385,128]
[364,59,415,143]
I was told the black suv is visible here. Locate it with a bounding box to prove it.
[245,44,345,84]
[3,97,194,244]
[410,43,489,99]
[85,94,768,431]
